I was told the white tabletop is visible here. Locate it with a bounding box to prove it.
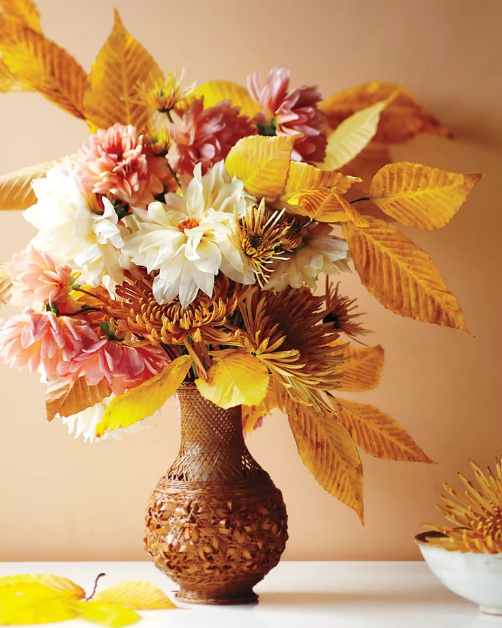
[1,561,500,628]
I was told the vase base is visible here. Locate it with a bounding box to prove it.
[176,587,258,606]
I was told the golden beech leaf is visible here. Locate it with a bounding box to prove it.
[78,601,140,627]
[333,398,433,463]
[320,81,450,144]
[368,162,484,230]
[281,161,361,201]
[0,17,87,118]
[96,355,193,437]
[343,217,468,330]
[45,377,112,422]
[0,0,41,31]
[242,381,278,434]
[336,344,385,393]
[0,263,12,305]
[0,156,77,210]
[225,135,295,202]
[287,187,369,227]
[0,582,81,625]
[0,57,32,92]
[320,100,388,171]
[341,142,392,193]
[285,396,364,521]
[196,349,270,409]
[95,580,176,610]
[195,80,261,119]
[0,575,85,600]
[84,10,163,132]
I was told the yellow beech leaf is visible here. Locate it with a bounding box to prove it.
[333,398,433,463]
[242,381,278,434]
[196,349,270,409]
[0,17,87,118]
[0,263,12,304]
[0,575,85,599]
[0,0,41,31]
[320,81,450,144]
[78,601,140,627]
[320,100,388,171]
[225,135,295,202]
[0,57,32,92]
[341,142,392,193]
[84,10,163,132]
[96,355,193,437]
[95,580,176,610]
[285,396,364,521]
[195,80,261,118]
[343,217,468,330]
[281,161,361,201]
[0,582,81,624]
[287,187,369,227]
[368,162,483,230]
[337,344,384,393]
[45,377,112,422]
[0,156,77,210]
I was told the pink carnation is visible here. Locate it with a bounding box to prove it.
[8,245,78,313]
[167,97,254,176]
[75,123,170,208]
[58,339,169,395]
[248,68,327,163]
[0,312,98,379]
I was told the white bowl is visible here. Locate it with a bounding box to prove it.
[416,531,502,616]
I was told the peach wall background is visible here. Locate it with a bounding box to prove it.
[0,0,501,562]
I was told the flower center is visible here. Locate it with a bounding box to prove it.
[178,218,200,232]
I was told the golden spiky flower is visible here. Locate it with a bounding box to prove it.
[137,70,196,114]
[233,200,302,287]
[324,280,368,338]
[144,123,172,157]
[239,287,345,413]
[424,456,502,554]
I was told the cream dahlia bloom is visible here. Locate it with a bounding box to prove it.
[123,161,256,307]
[24,160,126,288]
[265,224,350,292]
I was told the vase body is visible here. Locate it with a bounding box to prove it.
[144,383,288,605]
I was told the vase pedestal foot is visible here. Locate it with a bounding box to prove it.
[176,586,258,606]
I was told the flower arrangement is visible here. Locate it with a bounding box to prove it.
[0,2,483,521]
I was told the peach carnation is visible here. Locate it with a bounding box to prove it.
[8,245,78,313]
[58,339,169,395]
[0,311,98,379]
[248,67,327,163]
[167,97,254,176]
[75,123,170,208]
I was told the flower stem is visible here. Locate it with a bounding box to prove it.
[85,573,106,601]
[350,197,370,204]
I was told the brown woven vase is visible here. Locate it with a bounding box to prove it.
[144,383,288,605]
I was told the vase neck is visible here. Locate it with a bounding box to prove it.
[167,384,265,482]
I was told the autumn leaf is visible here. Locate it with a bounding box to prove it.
[95,581,176,610]
[0,575,85,600]
[225,135,295,202]
[78,601,140,627]
[45,377,112,422]
[0,16,87,118]
[84,10,163,132]
[320,100,388,171]
[333,398,433,463]
[343,217,468,331]
[0,57,32,92]
[336,344,384,393]
[0,156,77,210]
[0,263,12,305]
[196,349,270,409]
[341,142,392,194]
[95,355,193,437]
[368,162,483,230]
[287,187,369,227]
[242,381,278,434]
[195,80,261,119]
[285,396,364,521]
[281,162,361,202]
[0,0,41,31]
[320,81,450,144]
[0,582,81,625]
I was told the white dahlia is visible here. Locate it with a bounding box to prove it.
[24,160,125,288]
[122,161,256,307]
[265,223,350,292]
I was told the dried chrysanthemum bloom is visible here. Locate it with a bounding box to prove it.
[138,70,195,114]
[323,280,368,338]
[424,457,502,554]
[233,199,302,287]
[239,287,345,413]
[248,67,327,163]
[167,97,255,176]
